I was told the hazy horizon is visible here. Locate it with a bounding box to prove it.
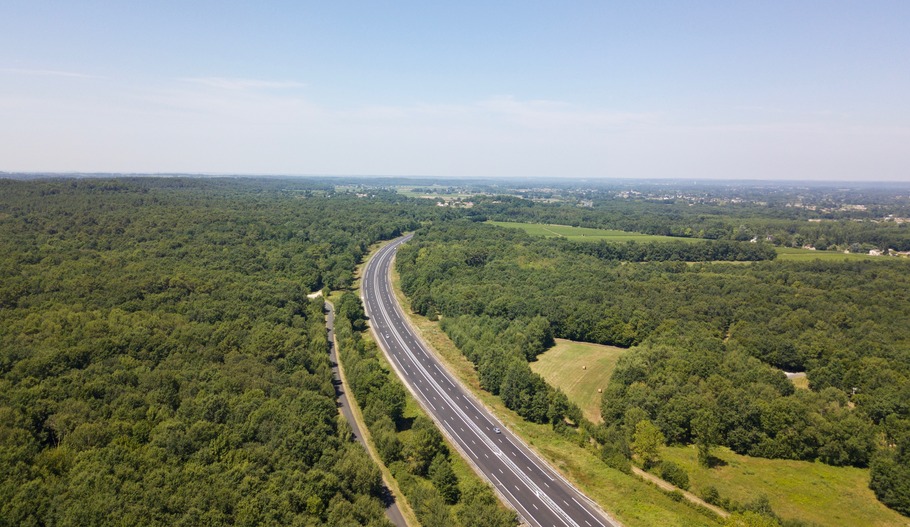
[2,2,909,181]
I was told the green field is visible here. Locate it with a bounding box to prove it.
[662,445,909,527]
[530,339,626,423]
[395,186,474,200]
[775,247,883,262]
[491,221,897,264]
[488,221,695,243]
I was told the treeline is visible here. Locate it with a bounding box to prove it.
[441,315,582,429]
[396,220,910,516]
[0,178,439,526]
[560,238,776,262]
[467,195,910,251]
[334,293,517,527]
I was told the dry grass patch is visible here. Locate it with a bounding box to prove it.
[531,339,626,423]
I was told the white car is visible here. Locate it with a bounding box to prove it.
[493,427,501,434]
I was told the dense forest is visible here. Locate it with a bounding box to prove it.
[4,176,910,524]
[0,178,434,526]
[396,220,910,517]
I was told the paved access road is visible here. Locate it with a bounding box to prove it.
[362,234,619,527]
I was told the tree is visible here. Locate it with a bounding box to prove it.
[405,417,446,476]
[428,454,460,504]
[870,446,910,516]
[632,419,665,469]
[692,407,721,467]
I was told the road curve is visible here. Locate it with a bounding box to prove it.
[362,234,620,527]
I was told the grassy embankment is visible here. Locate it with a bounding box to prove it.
[489,221,884,262]
[388,266,723,527]
[530,339,626,423]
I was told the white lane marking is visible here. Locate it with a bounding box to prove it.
[489,472,542,527]
[366,241,582,527]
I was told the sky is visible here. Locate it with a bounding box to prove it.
[1,1,909,181]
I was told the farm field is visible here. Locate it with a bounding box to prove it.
[662,445,909,527]
[530,339,626,423]
[491,221,895,263]
[395,186,474,200]
[775,246,883,262]
[488,221,695,243]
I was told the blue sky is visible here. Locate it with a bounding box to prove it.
[2,1,908,180]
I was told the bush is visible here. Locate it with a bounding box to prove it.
[601,443,632,474]
[700,485,721,506]
[666,489,684,502]
[659,460,690,490]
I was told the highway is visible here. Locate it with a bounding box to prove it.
[362,234,619,527]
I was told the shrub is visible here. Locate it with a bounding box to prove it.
[659,460,690,490]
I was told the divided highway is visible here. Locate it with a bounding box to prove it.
[362,235,619,527]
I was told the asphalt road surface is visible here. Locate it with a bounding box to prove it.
[362,234,619,527]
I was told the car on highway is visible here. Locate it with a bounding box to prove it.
[493,427,501,434]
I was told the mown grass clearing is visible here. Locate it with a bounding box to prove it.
[530,339,626,423]
[488,221,697,243]
[789,373,810,390]
[662,445,909,527]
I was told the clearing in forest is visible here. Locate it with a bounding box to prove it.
[662,445,909,527]
[775,247,882,262]
[530,338,626,423]
[488,221,696,243]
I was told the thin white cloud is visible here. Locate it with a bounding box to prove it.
[179,77,307,90]
[0,68,96,79]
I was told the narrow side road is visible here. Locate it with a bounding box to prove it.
[324,300,410,527]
